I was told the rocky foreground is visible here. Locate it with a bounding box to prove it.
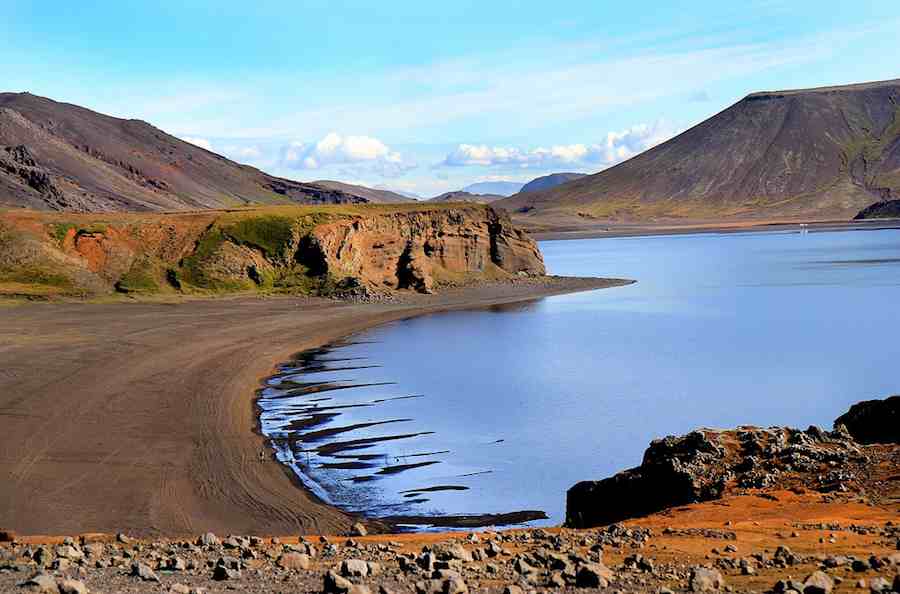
[1,519,899,594]
[3,398,899,594]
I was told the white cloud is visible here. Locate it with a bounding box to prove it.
[280,132,414,177]
[181,136,213,151]
[441,122,675,169]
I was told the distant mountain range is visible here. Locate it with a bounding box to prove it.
[518,172,587,194]
[5,80,900,223]
[499,78,900,226]
[428,191,506,204]
[312,180,411,203]
[0,93,379,211]
[461,181,524,196]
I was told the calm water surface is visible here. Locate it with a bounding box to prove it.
[258,229,900,527]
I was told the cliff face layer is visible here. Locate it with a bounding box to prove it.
[499,79,900,225]
[0,204,544,299]
[0,93,389,212]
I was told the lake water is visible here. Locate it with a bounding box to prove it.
[258,228,900,528]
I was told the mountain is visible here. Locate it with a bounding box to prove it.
[0,92,370,212]
[461,181,524,196]
[429,191,506,203]
[498,79,900,226]
[311,180,414,203]
[519,172,587,194]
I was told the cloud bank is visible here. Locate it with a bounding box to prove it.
[280,133,413,177]
[441,122,675,170]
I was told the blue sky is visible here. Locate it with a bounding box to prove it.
[2,1,899,196]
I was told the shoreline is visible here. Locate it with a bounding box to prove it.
[0,275,630,539]
[529,218,900,241]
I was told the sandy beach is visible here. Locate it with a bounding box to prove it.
[0,276,626,539]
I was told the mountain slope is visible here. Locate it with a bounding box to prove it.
[498,79,900,226]
[311,180,414,203]
[0,92,368,212]
[519,172,587,194]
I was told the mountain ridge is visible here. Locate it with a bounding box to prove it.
[498,78,900,226]
[0,92,372,212]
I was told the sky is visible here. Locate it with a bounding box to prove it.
[2,1,899,197]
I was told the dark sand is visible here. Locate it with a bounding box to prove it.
[0,276,627,538]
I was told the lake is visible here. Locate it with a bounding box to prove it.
[258,228,900,528]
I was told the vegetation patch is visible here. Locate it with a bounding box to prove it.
[114,259,161,294]
[222,215,295,261]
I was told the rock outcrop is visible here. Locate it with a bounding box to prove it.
[0,204,544,298]
[854,199,900,219]
[834,395,900,444]
[308,207,543,293]
[565,409,893,528]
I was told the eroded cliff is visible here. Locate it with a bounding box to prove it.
[0,204,544,299]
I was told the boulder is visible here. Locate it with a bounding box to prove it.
[16,574,58,593]
[277,552,310,570]
[802,571,833,594]
[690,567,725,592]
[58,579,89,594]
[131,561,160,582]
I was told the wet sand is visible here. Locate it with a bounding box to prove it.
[0,276,627,538]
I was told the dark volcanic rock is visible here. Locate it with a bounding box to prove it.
[567,430,729,528]
[834,396,900,444]
[854,199,900,219]
[566,424,864,528]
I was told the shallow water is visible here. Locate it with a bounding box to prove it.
[258,228,900,528]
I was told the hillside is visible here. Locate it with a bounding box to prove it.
[311,180,414,203]
[429,190,505,203]
[0,93,370,212]
[498,79,900,227]
[519,172,587,194]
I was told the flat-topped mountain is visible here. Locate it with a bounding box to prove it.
[499,78,900,226]
[0,93,371,212]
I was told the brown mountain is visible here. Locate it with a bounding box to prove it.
[498,79,900,227]
[311,180,414,203]
[0,92,370,212]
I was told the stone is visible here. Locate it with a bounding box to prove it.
[169,586,191,594]
[443,577,468,594]
[198,532,219,547]
[576,563,612,588]
[116,532,132,544]
[502,587,524,594]
[690,567,725,592]
[277,552,310,570]
[342,558,370,577]
[58,579,89,594]
[212,565,240,580]
[131,561,160,582]
[802,571,834,594]
[868,577,891,592]
[16,574,58,592]
[351,522,368,537]
[324,570,354,593]
[55,545,84,561]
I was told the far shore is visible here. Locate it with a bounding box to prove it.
[526,217,900,241]
[0,275,630,539]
